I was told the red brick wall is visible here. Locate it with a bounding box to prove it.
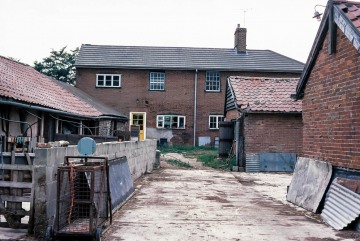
[76,68,300,145]
[244,113,303,154]
[302,27,360,169]
[225,109,239,121]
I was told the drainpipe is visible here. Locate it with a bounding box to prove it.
[40,113,45,142]
[235,118,240,166]
[193,69,198,146]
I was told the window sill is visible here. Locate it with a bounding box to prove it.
[156,128,186,130]
[204,90,221,93]
[149,89,165,92]
[96,86,122,89]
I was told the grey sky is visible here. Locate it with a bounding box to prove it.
[0,0,328,65]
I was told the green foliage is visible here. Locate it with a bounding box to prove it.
[160,145,235,170]
[197,154,236,170]
[165,159,193,169]
[159,145,217,158]
[34,46,79,85]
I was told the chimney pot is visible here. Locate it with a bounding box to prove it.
[234,24,247,53]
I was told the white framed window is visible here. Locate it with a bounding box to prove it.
[206,71,220,92]
[209,115,224,129]
[150,72,165,90]
[96,74,121,87]
[156,115,185,129]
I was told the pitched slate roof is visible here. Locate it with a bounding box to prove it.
[75,44,304,73]
[295,0,360,99]
[0,55,127,119]
[228,76,302,113]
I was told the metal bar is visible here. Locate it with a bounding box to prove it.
[106,158,112,224]
[96,166,105,226]
[0,152,35,157]
[0,181,32,189]
[56,168,62,233]
[0,195,30,202]
[89,169,95,232]
[0,164,33,171]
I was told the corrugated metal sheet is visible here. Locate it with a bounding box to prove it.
[321,178,360,230]
[246,153,260,172]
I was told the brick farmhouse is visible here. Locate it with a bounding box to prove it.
[75,25,304,146]
[294,0,360,171]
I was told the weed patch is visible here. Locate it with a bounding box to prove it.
[160,145,236,170]
[165,159,193,169]
[159,145,217,158]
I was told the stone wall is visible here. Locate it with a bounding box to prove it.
[32,139,157,238]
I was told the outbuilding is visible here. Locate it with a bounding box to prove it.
[224,76,302,172]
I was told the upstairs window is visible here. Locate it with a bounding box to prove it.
[209,115,224,129]
[205,71,220,92]
[150,72,165,90]
[157,115,185,129]
[96,74,121,87]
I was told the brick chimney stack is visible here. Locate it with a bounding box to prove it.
[234,24,247,53]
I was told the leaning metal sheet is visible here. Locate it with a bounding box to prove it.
[108,157,135,212]
[287,157,332,213]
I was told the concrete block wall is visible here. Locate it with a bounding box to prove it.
[32,139,156,238]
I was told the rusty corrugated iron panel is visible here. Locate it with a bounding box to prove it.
[321,178,360,230]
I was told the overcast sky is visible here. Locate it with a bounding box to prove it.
[0,0,328,66]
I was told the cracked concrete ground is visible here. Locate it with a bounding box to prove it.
[103,164,360,241]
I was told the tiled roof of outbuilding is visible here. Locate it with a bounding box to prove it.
[228,76,302,113]
[336,1,360,31]
[0,55,127,119]
[75,45,304,73]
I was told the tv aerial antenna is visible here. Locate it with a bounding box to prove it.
[240,8,252,27]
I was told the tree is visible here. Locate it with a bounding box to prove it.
[34,46,79,85]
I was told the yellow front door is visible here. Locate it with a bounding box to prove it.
[130,112,146,140]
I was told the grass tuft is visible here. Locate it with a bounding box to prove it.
[159,145,236,170]
[165,159,193,169]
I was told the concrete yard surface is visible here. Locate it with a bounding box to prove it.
[104,168,360,241]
